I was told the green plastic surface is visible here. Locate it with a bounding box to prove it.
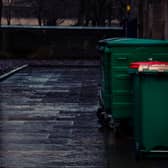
[105,38,168,47]
[132,72,168,152]
[99,38,168,120]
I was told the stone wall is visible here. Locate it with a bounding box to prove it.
[0,26,123,59]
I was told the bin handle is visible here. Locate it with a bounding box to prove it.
[115,74,129,79]
[117,57,128,61]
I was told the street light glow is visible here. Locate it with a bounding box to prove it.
[126,4,131,12]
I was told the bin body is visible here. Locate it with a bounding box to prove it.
[99,38,168,120]
[130,62,168,154]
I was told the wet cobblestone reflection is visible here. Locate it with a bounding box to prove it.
[0,66,168,168]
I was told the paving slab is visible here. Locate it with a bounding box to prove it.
[0,66,168,168]
[0,66,106,168]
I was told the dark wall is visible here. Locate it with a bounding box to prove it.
[0,26,123,59]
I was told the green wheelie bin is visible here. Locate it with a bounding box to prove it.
[97,38,168,129]
[129,61,168,158]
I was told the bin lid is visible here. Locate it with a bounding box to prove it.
[130,61,168,72]
[99,38,168,47]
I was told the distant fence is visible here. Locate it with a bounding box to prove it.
[0,26,123,59]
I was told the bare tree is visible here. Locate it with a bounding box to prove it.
[77,0,85,25]
[95,0,117,26]
[37,0,44,26]
[77,0,97,26]
[86,0,96,26]
[77,0,118,26]
[46,7,57,25]
[31,0,64,26]
[32,0,45,26]
[0,0,3,25]
[6,0,14,25]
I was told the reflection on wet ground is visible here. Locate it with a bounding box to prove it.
[0,66,168,168]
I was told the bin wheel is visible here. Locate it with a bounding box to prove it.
[97,107,105,125]
[135,143,143,160]
[97,107,109,127]
[112,123,122,137]
[97,107,104,121]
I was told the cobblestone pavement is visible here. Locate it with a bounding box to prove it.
[0,66,106,168]
[0,66,168,168]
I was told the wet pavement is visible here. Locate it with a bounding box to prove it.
[0,66,168,168]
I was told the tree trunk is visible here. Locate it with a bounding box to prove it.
[0,0,3,25]
[45,1,57,26]
[38,4,42,26]
[7,0,13,25]
[77,0,85,25]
